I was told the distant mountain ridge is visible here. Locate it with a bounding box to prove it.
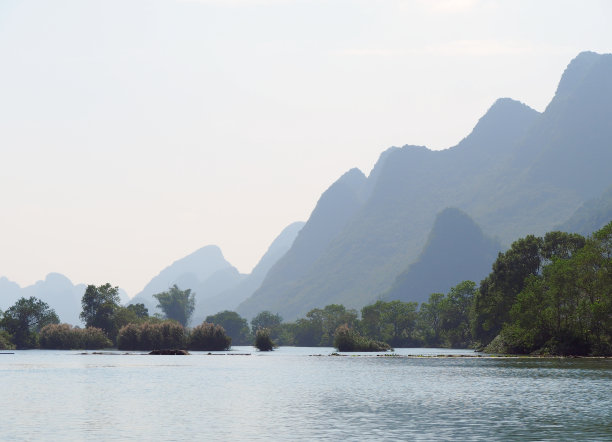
[237,169,369,319]
[239,51,612,320]
[131,222,303,323]
[383,208,502,304]
[0,273,89,326]
[0,223,302,326]
[129,245,237,314]
[192,221,304,323]
[557,184,612,236]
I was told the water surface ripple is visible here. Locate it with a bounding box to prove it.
[1,347,610,441]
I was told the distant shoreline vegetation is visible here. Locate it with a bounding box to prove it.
[1,222,610,356]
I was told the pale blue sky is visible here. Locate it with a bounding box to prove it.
[1,0,611,296]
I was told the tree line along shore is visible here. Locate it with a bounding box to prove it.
[1,222,610,355]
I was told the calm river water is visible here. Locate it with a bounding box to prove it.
[1,347,610,441]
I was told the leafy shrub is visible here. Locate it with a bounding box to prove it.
[39,324,111,349]
[334,324,391,352]
[254,328,274,351]
[40,324,80,349]
[0,330,15,350]
[189,322,231,351]
[117,323,141,350]
[80,327,113,349]
[117,321,186,351]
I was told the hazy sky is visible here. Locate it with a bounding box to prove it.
[1,0,611,296]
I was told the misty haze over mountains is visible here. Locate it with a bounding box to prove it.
[1,51,611,325]
[0,274,129,326]
[238,51,612,320]
[128,222,304,323]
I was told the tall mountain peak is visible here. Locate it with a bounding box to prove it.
[546,51,612,113]
[553,52,610,98]
[383,208,501,304]
[458,98,539,151]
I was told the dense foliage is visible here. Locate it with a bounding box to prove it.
[333,324,391,352]
[117,320,186,351]
[1,297,59,349]
[254,328,274,351]
[0,330,15,350]
[1,223,608,356]
[80,284,122,341]
[189,322,231,351]
[205,310,251,345]
[153,285,195,327]
[483,224,612,355]
[39,324,112,349]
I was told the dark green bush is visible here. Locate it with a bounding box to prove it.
[80,327,113,349]
[39,324,111,349]
[254,328,274,351]
[117,323,140,350]
[0,330,15,350]
[116,321,186,351]
[189,322,231,351]
[334,324,391,352]
[40,324,80,349]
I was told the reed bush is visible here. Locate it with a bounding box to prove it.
[334,324,391,352]
[39,324,111,349]
[189,322,231,351]
[254,328,274,351]
[0,330,15,350]
[117,320,186,351]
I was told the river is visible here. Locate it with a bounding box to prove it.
[1,347,610,441]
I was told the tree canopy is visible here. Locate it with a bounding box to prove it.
[1,297,59,349]
[205,310,251,345]
[80,283,121,340]
[153,285,195,327]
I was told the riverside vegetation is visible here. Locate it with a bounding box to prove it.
[1,222,610,355]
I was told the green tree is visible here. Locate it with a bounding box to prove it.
[500,224,611,355]
[417,293,445,346]
[291,317,323,346]
[251,311,283,336]
[126,303,149,319]
[361,300,419,346]
[308,304,358,346]
[382,300,419,347]
[112,303,150,333]
[80,283,121,340]
[439,281,476,348]
[153,285,195,327]
[360,301,387,342]
[1,297,59,348]
[206,310,251,345]
[472,235,543,346]
[473,232,590,347]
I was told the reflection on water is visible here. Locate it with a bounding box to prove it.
[1,348,610,441]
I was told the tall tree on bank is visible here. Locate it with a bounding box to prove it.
[80,284,121,340]
[500,223,611,355]
[153,285,195,327]
[1,297,59,348]
[205,310,251,345]
[473,231,587,347]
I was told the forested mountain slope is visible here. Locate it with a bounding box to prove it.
[192,221,304,323]
[383,208,502,304]
[558,184,612,236]
[240,51,612,320]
